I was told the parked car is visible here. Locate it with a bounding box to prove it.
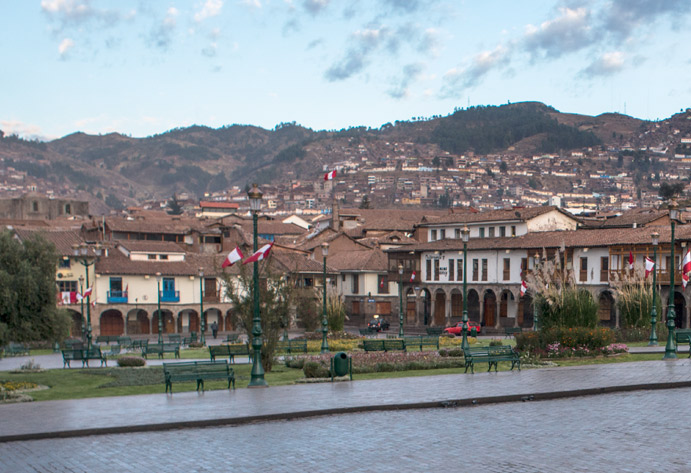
[443,321,482,336]
[368,318,390,332]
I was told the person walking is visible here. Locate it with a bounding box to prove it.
[211,321,218,339]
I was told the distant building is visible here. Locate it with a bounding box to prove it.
[0,193,89,220]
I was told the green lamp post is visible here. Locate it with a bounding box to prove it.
[78,275,86,340]
[398,263,404,338]
[199,267,205,346]
[649,231,659,346]
[664,201,679,359]
[321,242,330,353]
[248,184,268,387]
[460,226,470,351]
[533,252,540,332]
[72,242,102,348]
[156,272,163,344]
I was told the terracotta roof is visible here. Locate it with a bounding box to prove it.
[12,228,84,256]
[326,248,388,271]
[116,240,186,253]
[200,201,239,209]
[585,208,669,228]
[421,206,577,226]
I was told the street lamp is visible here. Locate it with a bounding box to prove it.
[198,267,205,346]
[461,226,470,351]
[414,286,421,326]
[78,275,85,340]
[248,183,268,387]
[398,263,404,338]
[156,272,163,344]
[72,242,102,348]
[664,201,679,359]
[321,242,329,353]
[649,231,659,346]
[533,252,540,332]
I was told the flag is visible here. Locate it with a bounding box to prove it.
[410,270,416,282]
[243,243,273,264]
[324,170,337,181]
[644,257,655,278]
[380,278,384,289]
[628,251,634,270]
[683,272,689,289]
[222,246,244,268]
[683,250,691,276]
[61,291,78,305]
[76,292,83,302]
[83,287,93,298]
[520,280,527,296]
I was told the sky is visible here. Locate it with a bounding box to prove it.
[1,0,691,141]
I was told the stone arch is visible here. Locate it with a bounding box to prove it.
[483,289,497,327]
[467,289,480,323]
[450,288,463,322]
[421,288,431,325]
[177,309,200,334]
[405,288,416,324]
[152,309,174,335]
[206,308,223,336]
[126,309,149,335]
[598,290,616,328]
[65,309,83,338]
[499,290,515,327]
[433,289,446,326]
[224,309,234,331]
[100,309,124,336]
[518,294,534,329]
[667,291,686,329]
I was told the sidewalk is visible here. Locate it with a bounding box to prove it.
[2,351,691,442]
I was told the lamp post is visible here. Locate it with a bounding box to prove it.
[248,184,268,387]
[78,275,85,340]
[461,226,470,351]
[72,242,102,348]
[198,267,205,346]
[398,263,404,338]
[414,286,420,326]
[156,272,163,344]
[649,231,659,346]
[321,242,329,353]
[664,201,679,359]
[533,252,540,332]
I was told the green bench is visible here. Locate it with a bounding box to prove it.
[359,328,373,336]
[504,327,523,338]
[163,360,235,394]
[96,335,119,344]
[363,339,406,352]
[275,339,308,354]
[426,327,444,336]
[404,336,440,351]
[62,339,84,350]
[61,347,108,368]
[675,329,691,357]
[117,336,132,347]
[167,334,182,344]
[226,333,240,343]
[183,333,198,346]
[5,342,30,356]
[209,344,252,363]
[130,339,148,350]
[142,342,180,359]
[463,345,520,374]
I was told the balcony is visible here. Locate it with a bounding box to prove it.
[160,290,180,303]
[107,290,128,304]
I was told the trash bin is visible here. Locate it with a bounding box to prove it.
[330,352,352,381]
[470,327,478,337]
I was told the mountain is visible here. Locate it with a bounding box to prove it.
[0,102,689,210]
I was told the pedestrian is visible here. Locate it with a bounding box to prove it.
[211,321,218,339]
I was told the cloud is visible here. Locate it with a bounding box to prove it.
[241,0,262,8]
[441,44,511,96]
[194,0,223,22]
[303,0,329,16]
[581,51,625,77]
[41,0,131,30]
[0,120,50,141]
[324,27,388,81]
[523,6,594,59]
[603,0,691,40]
[58,38,75,58]
[387,62,424,99]
[148,7,178,51]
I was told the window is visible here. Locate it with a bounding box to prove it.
[580,257,588,282]
[440,229,446,239]
[57,280,78,293]
[600,257,609,282]
[458,259,464,281]
[109,277,123,293]
[455,228,461,239]
[351,274,359,294]
[378,275,389,294]
[472,259,479,281]
[521,258,527,274]
[499,226,506,237]
[351,300,361,315]
[482,259,488,281]
[148,254,156,260]
[489,227,495,238]
[32,201,38,212]
[503,258,510,281]
[448,259,455,281]
[375,301,392,315]
[65,204,71,214]
[342,274,346,282]
[434,259,440,281]
[479,228,485,238]
[160,255,168,260]
[58,257,71,269]
[303,278,314,287]
[431,229,437,241]
[426,259,432,281]
[511,225,517,237]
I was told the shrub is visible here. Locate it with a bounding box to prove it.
[489,339,503,346]
[614,325,668,343]
[517,327,618,357]
[188,342,203,348]
[117,356,146,367]
[610,269,662,328]
[303,361,330,378]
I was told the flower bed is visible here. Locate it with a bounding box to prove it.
[545,342,628,358]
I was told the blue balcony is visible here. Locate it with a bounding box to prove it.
[160,290,180,303]
[107,290,128,304]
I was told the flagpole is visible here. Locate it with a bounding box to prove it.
[649,232,659,346]
[248,184,268,387]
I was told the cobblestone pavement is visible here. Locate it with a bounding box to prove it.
[2,387,690,472]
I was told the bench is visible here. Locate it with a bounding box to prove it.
[226,333,240,343]
[96,335,119,344]
[275,339,308,354]
[130,339,148,350]
[426,327,444,336]
[359,328,372,336]
[363,339,406,352]
[463,345,520,374]
[404,336,440,351]
[675,329,691,358]
[61,347,108,368]
[5,342,30,356]
[62,339,84,350]
[163,360,235,394]
[167,334,182,344]
[106,344,121,357]
[182,334,198,346]
[505,327,523,338]
[117,336,132,348]
[142,343,180,359]
[209,344,252,363]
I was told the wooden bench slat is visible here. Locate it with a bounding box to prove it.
[163,361,235,393]
[464,345,520,373]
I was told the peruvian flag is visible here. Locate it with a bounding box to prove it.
[61,291,78,305]
[380,278,384,289]
[644,257,655,278]
[410,270,416,282]
[628,251,635,270]
[520,280,528,296]
[682,249,691,276]
[324,170,337,181]
[83,287,93,298]
[222,246,244,268]
[683,271,689,289]
[243,243,273,264]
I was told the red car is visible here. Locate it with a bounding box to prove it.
[443,321,482,336]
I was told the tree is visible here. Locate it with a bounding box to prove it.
[659,182,685,200]
[166,194,184,215]
[359,195,371,209]
[0,231,70,345]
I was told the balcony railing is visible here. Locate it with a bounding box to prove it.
[107,290,128,304]
[160,290,180,303]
